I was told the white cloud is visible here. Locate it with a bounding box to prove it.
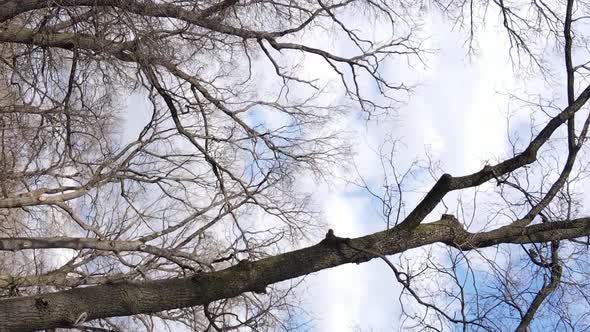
[302,194,402,331]
[294,8,521,331]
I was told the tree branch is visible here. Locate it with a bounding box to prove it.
[1,216,590,330]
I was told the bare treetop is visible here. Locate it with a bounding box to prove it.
[1,0,590,331]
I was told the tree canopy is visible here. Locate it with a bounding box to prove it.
[1,0,590,331]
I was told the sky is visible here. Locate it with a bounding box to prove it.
[4,2,590,331]
[114,3,581,331]
[284,9,521,332]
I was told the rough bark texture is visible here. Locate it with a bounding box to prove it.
[1,217,589,331]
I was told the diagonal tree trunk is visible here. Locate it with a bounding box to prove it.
[1,217,589,331]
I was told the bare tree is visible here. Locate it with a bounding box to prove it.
[0,0,590,331]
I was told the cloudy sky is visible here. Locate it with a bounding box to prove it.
[291,10,529,332]
[112,4,570,331]
[7,1,590,331]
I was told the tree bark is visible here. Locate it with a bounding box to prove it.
[1,217,589,331]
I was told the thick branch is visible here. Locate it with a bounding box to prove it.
[514,242,562,332]
[396,82,590,230]
[0,189,87,208]
[0,0,276,39]
[1,217,590,331]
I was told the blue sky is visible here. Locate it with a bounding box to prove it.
[110,3,586,331]
[264,8,558,332]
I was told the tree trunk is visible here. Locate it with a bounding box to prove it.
[1,217,589,331]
